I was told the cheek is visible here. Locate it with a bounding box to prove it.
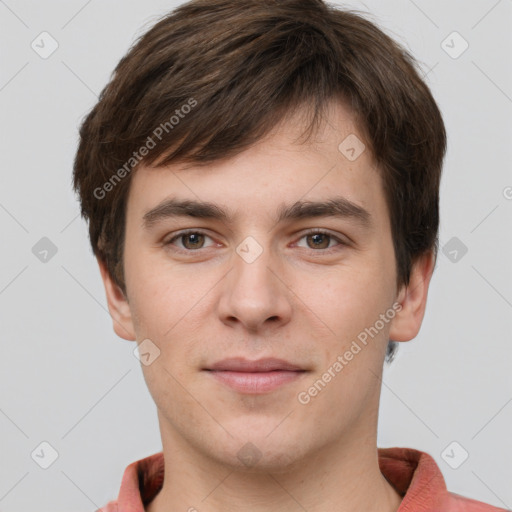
[124,243,187,331]
[301,262,391,330]
[124,248,220,365]
[291,254,396,377]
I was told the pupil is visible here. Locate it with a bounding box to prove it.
[310,233,328,248]
[185,233,202,248]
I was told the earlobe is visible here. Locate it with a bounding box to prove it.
[388,251,436,343]
[97,257,137,341]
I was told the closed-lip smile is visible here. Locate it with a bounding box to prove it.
[204,357,308,394]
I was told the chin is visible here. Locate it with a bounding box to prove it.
[205,424,307,473]
[220,445,302,474]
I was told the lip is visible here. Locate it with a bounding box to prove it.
[206,357,305,372]
[204,358,307,394]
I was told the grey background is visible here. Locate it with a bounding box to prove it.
[0,0,511,510]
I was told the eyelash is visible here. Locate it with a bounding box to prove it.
[163,229,347,254]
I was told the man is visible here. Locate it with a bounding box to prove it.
[73,1,506,510]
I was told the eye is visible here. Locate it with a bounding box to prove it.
[164,230,216,251]
[295,230,346,251]
[163,229,347,253]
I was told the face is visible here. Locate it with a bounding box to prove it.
[101,100,433,472]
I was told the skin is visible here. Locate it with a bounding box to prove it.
[99,100,435,512]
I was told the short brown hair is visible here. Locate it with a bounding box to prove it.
[72,0,447,362]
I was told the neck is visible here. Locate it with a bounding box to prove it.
[146,419,402,512]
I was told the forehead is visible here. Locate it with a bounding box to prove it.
[125,100,387,229]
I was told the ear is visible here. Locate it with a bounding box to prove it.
[388,251,436,342]
[97,257,136,341]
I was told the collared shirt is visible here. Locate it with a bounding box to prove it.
[97,446,507,511]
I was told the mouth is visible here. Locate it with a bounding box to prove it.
[203,357,308,394]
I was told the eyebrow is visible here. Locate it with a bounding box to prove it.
[142,197,372,230]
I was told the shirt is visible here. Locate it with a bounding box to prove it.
[97,446,508,512]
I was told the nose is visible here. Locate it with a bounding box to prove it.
[216,241,292,333]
